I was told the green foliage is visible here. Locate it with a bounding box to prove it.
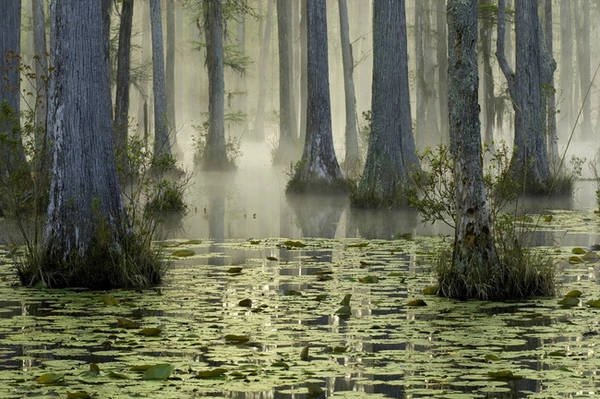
[410,144,555,300]
[192,118,242,169]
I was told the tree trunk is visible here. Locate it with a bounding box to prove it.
[31,0,50,211]
[0,0,27,179]
[166,0,176,147]
[150,0,171,159]
[114,0,134,171]
[286,0,345,194]
[496,0,552,193]
[298,0,308,147]
[576,0,591,139]
[479,0,495,149]
[275,0,298,163]
[252,0,274,141]
[202,0,229,169]
[352,0,418,207]
[447,0,498,298]
[338,0,360,174]
[436,0,448,141]
[43,0,129,288]
[559,1,573,132]
[543,0,558,169]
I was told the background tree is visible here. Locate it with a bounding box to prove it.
[202,0,230,169]
[543,0,558,168]
[479,0,496,149]
[252,0,274,141]
[166,0,177,149]
[559,1,574,133]
[0,0,27,182]
[41,0,133,288]
[150,0,172,160]
[274,0,298,163]
[114,0,134,173]
[286,0,346,193]
[446,0,498,298]
[352,0,418,207]
[338,0,360,176]
[576,0,591,139]
[496,0,552,193]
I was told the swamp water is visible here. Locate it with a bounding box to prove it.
[1,207,600,398]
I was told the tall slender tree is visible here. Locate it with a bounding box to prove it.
[446,0,498,298]
[543,0,558,168]
[114,0,134,172]
[436,0,448,140]
[0,0,27,180]
[166,0,177,148]
[479,0,495,148]
[274,0,298,163]
[150,0,171,160]
[559,1,573,133]
[202,0,230,169]
[286,0,346,193]
[352,0,418,207]
[41,0,132,288]
[496,0,552,193]
[576,0,591,139]
[338,0,360,174]
[252,0,274,141]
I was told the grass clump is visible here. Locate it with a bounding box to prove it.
[410,144,556,300]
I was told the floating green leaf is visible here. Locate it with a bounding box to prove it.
[565,290,582,297]
[101,296,119,305]
[488,370,522,381]
[238,298,252,307]
[117,317,140,329]
[583,251,599,262]
[196,367,228,379]
[484,354,500,362]
[586,299,600,308]
[569,256,582,264]
[266,256,278,261]
[558,296,579,307]
[142,363,174,380]
[282,240,306,248]
[548,350,567,357]
[336,305,351,318]
[36,372,64,385]
[348,242,369,248]
[358,275,379,284]
[423,285,438,295]
[67,391,91,399]
[138,327,162,337]
[283,290,302,296]
[225,334,250,344]
[340,294,352,306]
[171,249,195,257]
[227,267,243,274]
[572,247,586,255]
[406,299,427,307]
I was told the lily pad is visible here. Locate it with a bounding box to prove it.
[565,290,582,297]
[142,363,174,380]
[171,249,195,257]
[117,317,140,329]
[568,256,582,264]
[423,285,439,295]
[238,298,252,308]
[406,299,427,307]
[36,372,65,385]
[558,296,579,307]
[340,294,352,306]
[225,334,250,345]
[348,242,369,248]
[227,267,243,274]
[67,391,91,399]
[197,367,228,379]
[266,256,278,261]
[358,275,379,284]
[138,327,162,337]
[572,247,586,255]
[282,240,306,248]
[336,305,351,318]
[586,299,600,308]
[488,370,522,381]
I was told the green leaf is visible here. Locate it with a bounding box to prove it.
[336,305,351,318]
[171,249,195,257]
[227,267,243,274]
[238,298,252,307]
[196,367,228,379]
[406,299,427,307]
[266,256,278,261]
[484,354,500,362]
[117,317,139,329]
[101,296,119,305]
[423,285,438,295]
[348,242,369,248]
[138,327,162,337]
[340,294,352,306]
[67,391,91,399]
[358,275,379,284]
[586,299,600,308]
[569,256,582,264]
[565,290,582,297]
[225,334,249,344]
[488,370,522,381]
[142,363,174,380]
[36,372,64,385]
[282,240,306,248]
[572,247,586,255]
[558,296,579,307]
[300,346,309,361]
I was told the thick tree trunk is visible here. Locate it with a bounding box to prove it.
[576,0,591,139]
[559,1,573,132]
[114,0,134,169]
[338,0,360,174]
[275,0,298,163]
[150,0,171,159]
[286,0,345,193]
[44,0,128,287]
[352,0,418,207]
[496,0,552,193]
[298,0,307,147]
[447,0,498,297]
[0,0,27,178]
[166,0,176,147]
[253,0,274,141]
[543,0,558,169]
[202,0,229,169]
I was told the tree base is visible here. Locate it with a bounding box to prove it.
[285,176,351,195]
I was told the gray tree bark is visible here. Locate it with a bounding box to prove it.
[252,0,274,141]
[166,0,176,147]
[447,0,498,296]
[352,0,418,207]
[43,0,128,286]
[275,0,298,163]
[0,0,27,178]
[576,0,591,139]
[338,0,360,174]
[298,0,307,147]
[202,0,229,169]
[543,0,558,169]
[559,1,573,132]
[114,0,134,170]
[479,0,495,149]
[150,0,171,159]
[496,0,552,193]
[286,0,345,193]
[436,0,448,140]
